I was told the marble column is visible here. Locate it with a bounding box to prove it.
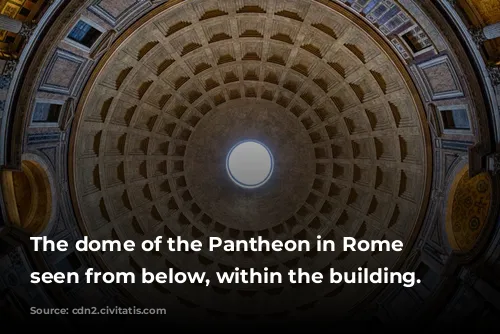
[0,14,22,34]
[483,22,500,40]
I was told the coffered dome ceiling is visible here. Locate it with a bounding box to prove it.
[71,0,431,317]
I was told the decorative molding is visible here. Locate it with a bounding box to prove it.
[487,66,500,86]
[0,76,11,90]
[88,0,152,30]
[334,0,436,62]
[434,0,500,145]
[426,104,441,137]
[26,133,61,145]
[18,23,36,39]
[469,27,487,46]
[416,55,464,100]
[60,98,75,131]
[441,140,473,152]
[38,49,88,95]
[90,29,116,60]
[2,60,17,77]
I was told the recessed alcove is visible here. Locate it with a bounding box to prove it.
[1,160,53,235]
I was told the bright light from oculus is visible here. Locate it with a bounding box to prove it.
[227,140,274,189]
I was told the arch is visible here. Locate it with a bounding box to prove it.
[445,165,493,253]
[461,0,500,26]
[1,157,55,236]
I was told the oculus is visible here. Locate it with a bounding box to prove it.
[226,140,274,189]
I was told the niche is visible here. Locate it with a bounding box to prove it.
[1,160,53,235]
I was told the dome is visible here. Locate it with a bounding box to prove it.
[71,0,431,316]
[2,0,500,329]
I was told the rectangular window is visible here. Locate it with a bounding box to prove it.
[402,27,432,53]
[67,20,102,49]
[441,108,470,130]
[32,102,62,123]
